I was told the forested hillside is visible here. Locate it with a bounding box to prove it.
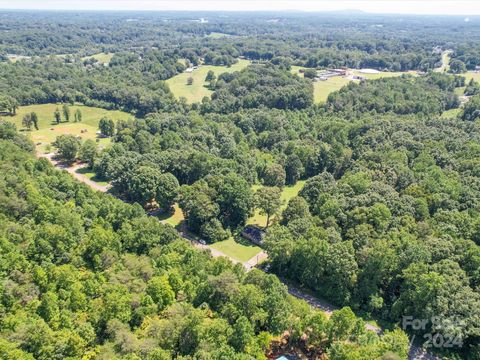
[1,9,480,359]
[0,126,409,359]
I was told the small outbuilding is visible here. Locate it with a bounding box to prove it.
[241,225,265,246]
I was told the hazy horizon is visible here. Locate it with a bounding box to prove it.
[1,0,480,16]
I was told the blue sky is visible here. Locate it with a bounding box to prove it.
[0,0,479,15]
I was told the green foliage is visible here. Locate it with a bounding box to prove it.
[461,94,480,121]
[178,173,253,241]
[156,172,179,211]
[99,117,115,137]
[325,74,460,118]
[255,187,282,228]
[449,59,467,74]
[78,139,98,167]
[203,65,314,113]
[53,134,80,163]
[53,107,61,124]
[74,108,82,122]
[303,68,317,79]
[62,103,70,122]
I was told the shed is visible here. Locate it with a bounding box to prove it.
[241,225,265,246]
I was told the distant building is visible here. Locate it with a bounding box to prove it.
[185,67,194,73]
[241,225,265,246]
[352,75,366,80]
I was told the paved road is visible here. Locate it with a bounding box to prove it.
[41,154,440,360]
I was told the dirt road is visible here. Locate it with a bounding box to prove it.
[39,153,109,192]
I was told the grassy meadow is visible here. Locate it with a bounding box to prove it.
[5,103,133,153]
[166,59,250,103]
[81,52,114,64]
[291,66,412,103]
[210,237,262,262]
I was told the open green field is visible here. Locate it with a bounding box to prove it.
[206,32,232,38]
[166,59,250,103]
[313,77,352,103]
[292,66,411,103]
[158,204,185,228]
[441,108,461,119]
[82,52,114,64]
[210,237,262,262]
[5,103,133,153]
[249,180,306,227]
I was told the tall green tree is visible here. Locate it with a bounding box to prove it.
[53,134,80,163]
[54,108,61,124]
[62,103,70,122]
[99,117,115,137]
[78,139,98,168]
[255,187,282,228]
[74,109,82,122]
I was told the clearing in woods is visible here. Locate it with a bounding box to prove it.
[6,103,133,152]
[249,180,306,227]
[291,66,414,103]
[81,52,115,64]
[166,59,250,103]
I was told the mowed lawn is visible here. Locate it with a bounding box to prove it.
[313,77,352,103]
[291,66,411,103]
[166,59,250,103]
[249,180,306,227]
[75,168,110,186]
[158,204,185,228]
[6,103,133,153]
[210,237,262,263]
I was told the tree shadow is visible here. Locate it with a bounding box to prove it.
[75,167,106,183]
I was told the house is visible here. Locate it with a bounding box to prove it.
[241,225,265,246]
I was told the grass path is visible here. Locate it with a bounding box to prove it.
[434,50,452,73]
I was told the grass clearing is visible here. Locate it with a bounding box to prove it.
[5,103,133,152]
[210,237,262,262]
[292,66,411,103]
[313,77,352,103]
[462,71,480,83]
[249,180,306,227]
[166,59,250,103]
[441,108,461,119]
[206,32,232,38]
[81,52,114,64]
[158,204,185,228]
[75,168,109,186]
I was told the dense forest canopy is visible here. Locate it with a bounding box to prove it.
[0,127,410,359]
[1,9,480,360]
